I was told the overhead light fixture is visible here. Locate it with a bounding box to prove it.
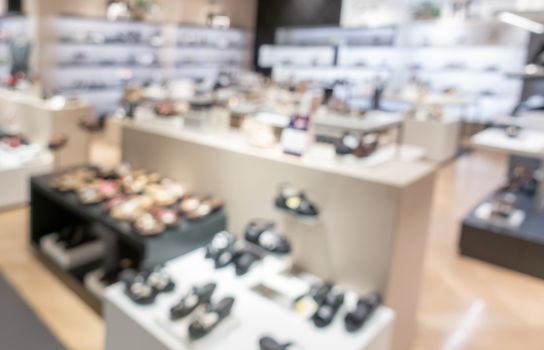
[498,11,544,34]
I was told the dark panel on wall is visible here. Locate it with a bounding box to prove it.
[7,0,22,13]
[521,33,544,102]
[253,0,342,72]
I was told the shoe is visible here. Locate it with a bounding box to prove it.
[145,265,175,293]
[170,283,216,320]
[120,269,157,305]
[311,287,344,328]
[275,184,319,217]
[259,336,301,350]
[335,132,360,156]
[213,246,237,269]
[233,249,261,276]
[56,225,97,249]
[344,292,381,332]
[134,212,166,236]
[245,220,291,255]
[205,231,236,260]
[294,283,332,317]
[352,133,379,158]
[188,297,235,339]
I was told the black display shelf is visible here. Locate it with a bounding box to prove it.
[29,168,226,312]
[460,190,544,279]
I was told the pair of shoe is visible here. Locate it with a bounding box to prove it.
[245,219,291,255]
[294,283,342,328]
[310,285,345,328]
[335,132,379,158]
[169,282,235,340]
[205,232,261,276]
[275,184,319,218]
[344,292,381,332]
[120,265,175,305]
[297,283,382,331]
[56,225,97,249]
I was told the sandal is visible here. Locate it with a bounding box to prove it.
[344,292,381,332]
[170,282,216,320]
[233,249,261,276]
[152,207,180,227]
[145,265,175,293]
[311,287,344,328]
[188,296,235,339]
[77,184,105,205]
[245,219,291,255]
[275,184,319,217]
[134,212,166,236]
[120,269,157,305]
[335,132,379,158]
[205,231,236,260]
[183,196,224,221]
[213,246,238,269]
[259,336,303,350]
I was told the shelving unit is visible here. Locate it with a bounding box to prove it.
[29,167,227,312]
[40,15,252,115]
[260,20,529,122]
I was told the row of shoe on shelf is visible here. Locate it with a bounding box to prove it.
[119,218,382,346]
[49,164,223,236]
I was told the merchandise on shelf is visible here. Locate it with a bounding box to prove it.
[49,164,223,236]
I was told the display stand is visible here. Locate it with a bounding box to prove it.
[121,120,436,350]
[403,115,461,162]
[0,89,92,168]
[29,168,227,311]
[460,128,544,279]
[0,147,52,209]
[105,248,395,350]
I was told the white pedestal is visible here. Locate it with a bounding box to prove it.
[104,249,395,350]
[0,89,92,169]
[121,121,436,350]
[403,116,461,162]
[0,148,53,209]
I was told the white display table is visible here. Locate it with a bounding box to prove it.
[0,89,92,169]
[0,145,53,209]
[105,249,395,350]
[471,128,544,158]
[471,128,544,211]
[121,121,435,350]
[403,116,461,162]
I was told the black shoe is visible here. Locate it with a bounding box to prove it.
[213,246,237,269]
[245,220,291,255]
[335,132,359,156]
[312,287,344,328]
[275,184,319,217]
[170,283,216,320]
[188,297,235,339]
[233,249,261,276]
[259,336,301,350]
[205,231,236,260]
[344,292,381,332]
[145,265,175,293]
[120,269,157,305]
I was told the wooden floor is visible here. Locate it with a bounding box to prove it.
[1,148,544,349]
